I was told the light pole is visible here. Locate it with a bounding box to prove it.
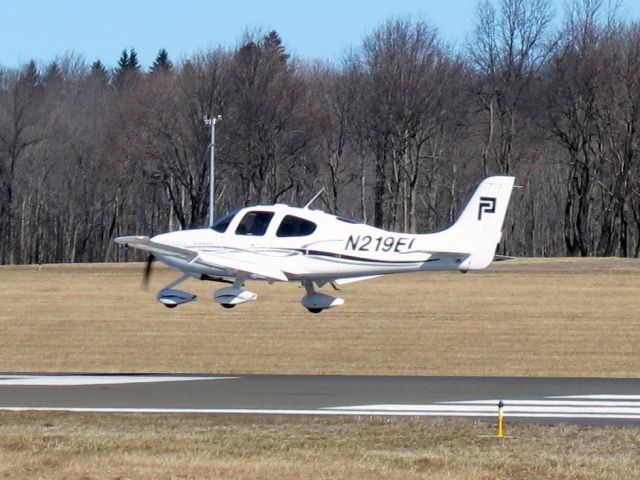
[204,115,222,226]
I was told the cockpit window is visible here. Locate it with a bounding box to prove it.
[235,211,274,236]
[276,215,317,237]
[210,210,239,233]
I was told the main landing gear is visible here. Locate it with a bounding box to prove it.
[213,276,257,308]
[156,274,258,309]
[301,280,344,313]
[155,275,343,313]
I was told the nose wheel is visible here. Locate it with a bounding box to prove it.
[156,274,197,308]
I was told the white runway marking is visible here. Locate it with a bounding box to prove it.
[0,375,238,386]
[328,395,640,419]
[0,407,437,415]
[2,395,640,420]
[1,404,639,419]
[552,394,640,401]
[0,375,638,422]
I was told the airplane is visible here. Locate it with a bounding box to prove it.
[114,176,515,313]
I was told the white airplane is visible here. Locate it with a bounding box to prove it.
[115,176,515,313]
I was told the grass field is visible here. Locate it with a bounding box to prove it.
[1,413,640,479]
[1,258,640,478]
[0,258,639,376]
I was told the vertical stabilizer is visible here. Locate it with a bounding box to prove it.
[440,176,515,270]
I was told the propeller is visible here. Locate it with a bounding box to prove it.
[142,253,155,290]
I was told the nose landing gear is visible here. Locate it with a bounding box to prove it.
[156,275,197,308]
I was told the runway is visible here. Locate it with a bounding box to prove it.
[1,374,639,426]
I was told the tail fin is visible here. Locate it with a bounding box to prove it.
[440,176,515,270]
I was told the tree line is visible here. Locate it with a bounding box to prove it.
[1,0,640,264]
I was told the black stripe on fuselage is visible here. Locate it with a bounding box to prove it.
[187,246,437,265]
[297,249,435,265]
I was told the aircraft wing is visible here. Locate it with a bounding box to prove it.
[114,236,198,261]
[114,236,288,282]
[195,252,288,282]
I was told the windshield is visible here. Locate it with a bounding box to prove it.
[210,210,239,233]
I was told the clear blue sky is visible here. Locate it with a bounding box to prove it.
[1,0,639,69]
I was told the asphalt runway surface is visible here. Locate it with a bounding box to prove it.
[1,374,640,426]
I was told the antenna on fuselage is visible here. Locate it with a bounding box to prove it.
[303,188,325,209]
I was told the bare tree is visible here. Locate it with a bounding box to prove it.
[303,61,363,215]
[225,31,310,205]
[0,61,42,263]
[2,11,640,265]
[545,0,630,256]
[469,0,553,175]
[357,18,467,232]
[140,49,231,229]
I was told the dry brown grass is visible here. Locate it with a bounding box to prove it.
[1,412,640,480]
[0,258,639,376]
[2,259,640,478]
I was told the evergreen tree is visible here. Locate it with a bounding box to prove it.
[150,48,173,73]
[43,61,62,87]
[128,48,140,71]
[20,60,40,87]
[88,59,110,87]
[90,59,107,75]
[113,48,141,90]
[263,30,289,64]
[116,49,129,71]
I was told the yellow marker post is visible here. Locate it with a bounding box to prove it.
[497,400,505,438]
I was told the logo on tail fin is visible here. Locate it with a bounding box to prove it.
[478,197,496,220]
